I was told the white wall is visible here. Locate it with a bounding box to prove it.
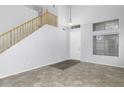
[70,6,124,67]
[57,5,70,55]
[25,5,57,16]
[43,5,58,15]
[0,25,68,78]
[57,5,68,27]
[0,5,38,34]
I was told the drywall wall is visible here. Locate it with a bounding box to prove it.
[70,6,124,67]
[25,5,43,15]
[57,5,68,26]
[42,5,58,15]
[0,25,69,78]
[0,5,38,34]
[25,5,57,16]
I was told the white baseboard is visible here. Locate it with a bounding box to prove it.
[80,59,124,68]
[1,59,123,79]
[0,59,68,79]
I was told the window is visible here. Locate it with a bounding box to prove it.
[93,19,119,31]
[93,34,119,56]
[93,19,119,57]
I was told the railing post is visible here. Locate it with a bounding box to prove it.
[0,36,1,52]
[10,31,12,47]
[46,9,48,24]
[6,33,8,49]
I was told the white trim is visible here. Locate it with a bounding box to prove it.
[80,59,124,68]
[0,59,67,79]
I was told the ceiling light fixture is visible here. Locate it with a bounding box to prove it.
[68,5,73,26]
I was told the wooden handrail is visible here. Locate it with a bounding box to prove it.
[0,11,57,53]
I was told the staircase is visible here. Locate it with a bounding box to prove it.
[0,10,57,53]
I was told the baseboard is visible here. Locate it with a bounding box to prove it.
[0,59,68,79]
[80,59,124,68]
[1,59,122,79]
